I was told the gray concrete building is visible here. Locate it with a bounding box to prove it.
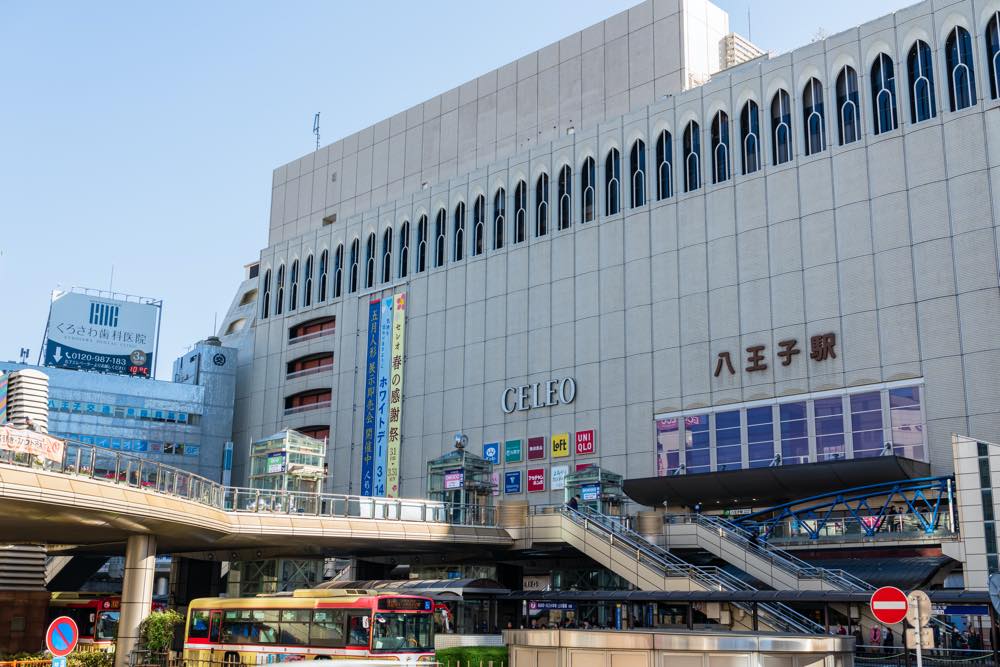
[236,0,1000,510]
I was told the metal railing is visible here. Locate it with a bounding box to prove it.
[854,645,995,666]
[0,439,498,527]
[553,506,823,635]
[667,513,872,592]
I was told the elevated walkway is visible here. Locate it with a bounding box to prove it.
[517,506,822,634]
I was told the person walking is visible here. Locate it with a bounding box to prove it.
[567,495,579,510]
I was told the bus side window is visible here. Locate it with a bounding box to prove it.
[188,610,210,639]
[346,613,370,647]
[209,611,222,643]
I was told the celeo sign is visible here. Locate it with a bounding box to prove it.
[502,378,576,414]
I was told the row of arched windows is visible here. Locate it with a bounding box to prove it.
[260,15,1000,318]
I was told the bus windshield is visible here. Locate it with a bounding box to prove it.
[96,611,120,641]
[371,613,433,652]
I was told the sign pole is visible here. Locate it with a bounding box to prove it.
[914,604,923,667]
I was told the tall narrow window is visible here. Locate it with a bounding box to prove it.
[472,196,485,255]
[988,12,1000,100]
[605,148,621,215]
[557,165,572,230]
[333,244,343,298]
[836,66,861,145]
[535,173,549,237]
[303,254,313,307]
[349,240,359,293]
[946,26,977,111]
[434,209,446,267]
[907,40,936,123]
[275,264,285,315]
[740,100,760,174]
[365,233,376,288]
[581,157,596,222]
[802,78,826,155]
[381,227,393,283]
[513,181,527,243]
[629,139,646,207]
[710,111,730,183]
[318,250,328,302]
[655,130,673,199]
[771,89,792,164]
[261,269,271,319]
[871,53,899,134]
[683,121,700,192]
[398,221,410,277]
[288,260,299,311]
[493,188,506,249]
[453,202,466,261]
[416,215,427,272]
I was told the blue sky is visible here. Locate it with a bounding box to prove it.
[0,0,912,378]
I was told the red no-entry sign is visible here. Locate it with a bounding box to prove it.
[870,586,909,625]
[46,615,79,657]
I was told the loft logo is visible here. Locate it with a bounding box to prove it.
[501,378,577,414]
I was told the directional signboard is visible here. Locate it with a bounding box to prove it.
[906,590,932,628]
[870,586,908,625]
[46,615,79,657]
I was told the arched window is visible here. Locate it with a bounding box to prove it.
[581,157,596,222]
[683,121,701,192]
[365,232,376,288]
[381,227,393,283]
[318,249,328,302]
[802,78,826,155]
[416,215,428,272]
[348,239,359,293]
[605,148,621,215]
[472,196,485,255]
[557,165,572,230]
[288,260,299,311]
[333,244,344,298]
[946,26,977,111]
[261,269,271,318]
[771,89,792,164]
[871,53,899,134]
[711,111,730,183]
[513,181,527,243]
[836,66,861,145]
[630,140,646,207]
[655,130,673,199]
[740,101,760,174]
[493,188,506,249]
[988,12,1000,100]
[434,209,446,267]
[454,202,466,261]
[303,254,313,307]
[275,263,285,314]
[535,173,549,237]
[907,40,936,123]
[399,221,410,277]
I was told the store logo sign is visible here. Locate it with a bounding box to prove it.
[501,378,576,413]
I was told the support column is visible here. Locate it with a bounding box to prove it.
[115,534,157,667]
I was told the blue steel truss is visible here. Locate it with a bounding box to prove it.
[736,476,954,541]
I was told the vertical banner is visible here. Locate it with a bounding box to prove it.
[0,373,7,424]
[360,300,381,496]
[374,296,393,495]
[386,292,406,497]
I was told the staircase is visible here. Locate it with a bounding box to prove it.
[539,507,823,634]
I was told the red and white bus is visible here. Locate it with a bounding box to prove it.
[47,593,166,651]
[183,589,435,664]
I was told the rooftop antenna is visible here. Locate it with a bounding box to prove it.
[109,265,115,294]
[313,112,321,150]
[747,1,752,42]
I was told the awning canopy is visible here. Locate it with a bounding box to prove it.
[315,578,509,598]
[623,456,931,507]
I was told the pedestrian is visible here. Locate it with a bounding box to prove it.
[568,495,579,510]
[882,626,894,650]
[837,624,847,635]
[870,624,882,649]
[693,501,702,514]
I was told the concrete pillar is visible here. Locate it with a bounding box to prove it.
[115,534,157,667]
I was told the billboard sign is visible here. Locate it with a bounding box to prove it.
[504,439,522,463]
[551,465,569,490]
[575,429,596,455]
[527,468,545,492]
[483,442,500,464]
[551,433,570,458]
[44,291,159,377]
[527,436,545,460]
[504,470,522,494]
[443,469,464,490]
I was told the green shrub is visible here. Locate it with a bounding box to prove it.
[138,609,184,652]
[0,652,47,661]
[435,646,508,667]
[68,652,113,667]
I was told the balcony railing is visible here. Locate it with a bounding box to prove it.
[289,328,334,344]
[283,399,332,415]
[286,364,333,380]
[0,439,497,527]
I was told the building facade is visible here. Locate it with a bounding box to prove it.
[240,0,1000,508]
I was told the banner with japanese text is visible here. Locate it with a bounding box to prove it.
[386,293,406,497]
[360,300,380,496]
[374,296,393,495]
[0,425,64,463]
